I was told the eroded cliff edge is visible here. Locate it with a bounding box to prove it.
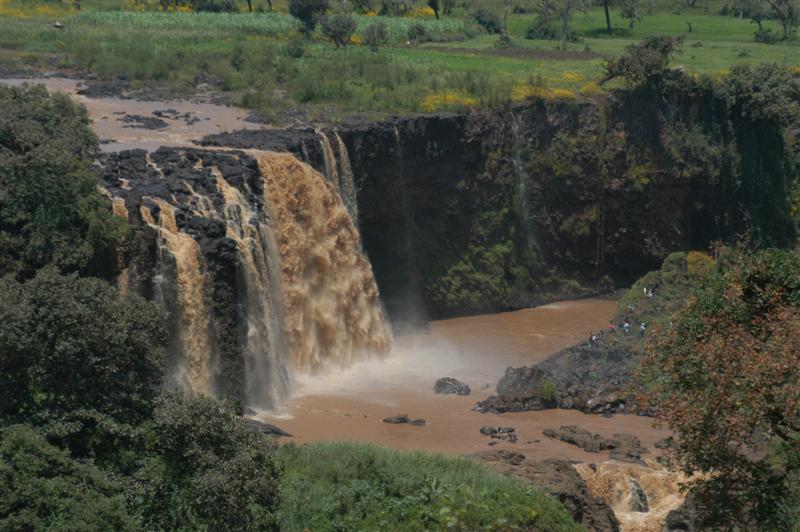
[201,84,796,324]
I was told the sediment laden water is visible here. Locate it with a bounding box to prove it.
[107,148,391,404]
[316,130,359,224]
[139,198,214,396]
[255,151,393,371]
[574,459,688,532]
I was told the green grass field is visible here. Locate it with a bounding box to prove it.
[1,0,798,117]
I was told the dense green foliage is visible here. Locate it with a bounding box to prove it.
[321,14,357,47]
[0,268,166,428]
[131,393,281,531]
[0,84,129,279]
[0,425,137,531]
[277,441,581,531]
[289,0,328,32]
[643,248,800,529]
[602,34,683,85]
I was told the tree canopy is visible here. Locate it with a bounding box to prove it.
[0,84,129,280]
[643,248,800,529]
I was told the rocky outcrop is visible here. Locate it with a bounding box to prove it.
[433,377,471,395]
[473,450,620,532]
[475,342,643,416]
[541,426,651,465]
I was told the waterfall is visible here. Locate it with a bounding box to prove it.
[574,460,688,532]
[333,132,358,224]
[510,112,535,247]
[255,151,393,371]
[102,147,391,407]
[316,129,359,224]
[139,198,214,396]
[209,170,289,408]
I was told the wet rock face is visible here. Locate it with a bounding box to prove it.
[199,90,793,322]
[433,377,471,396]
[473,450,621,532]
[629,479,649,513]
[95,148,274,402]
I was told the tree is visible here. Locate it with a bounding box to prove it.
[642,248,800,529]
[428,0,440,18]
[619,0,643,28]
[289,0,329,32]
[321,14,356,47]
[363,20,388,51]
[0,425,138,531]
[601,34,682,85]
[762,0,799,40]
[132,393,281,531]
[0,84,129,280]
[0,268,167,428]
[603,0,613,32]
[557,0,585,49]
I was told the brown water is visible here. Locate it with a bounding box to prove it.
[259,299,670,461]
[0,77,263,152]
[256,152,393,371]
[576,459,688,532]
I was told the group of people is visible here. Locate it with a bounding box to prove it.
[588,320,647,348]
[587,285,656,349]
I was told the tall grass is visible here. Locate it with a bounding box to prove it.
[71,10,299,35]
[352,14,477,44]
[277,441,581,531]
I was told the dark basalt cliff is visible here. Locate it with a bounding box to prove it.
[201,85,795,324]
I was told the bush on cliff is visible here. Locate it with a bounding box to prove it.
[0,84,129,280]
[277,441,581,531]
[642,248,800,529]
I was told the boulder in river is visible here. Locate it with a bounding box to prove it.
[383,414,426,426]
[433,377,471,396]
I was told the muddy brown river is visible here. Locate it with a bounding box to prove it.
[260,299,670,460]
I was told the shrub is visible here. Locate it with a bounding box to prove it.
[407,22,427,43]
[289,0,328,32]
[473,7,501,34]
[525,17,581,42]
[601,34,683,86]
[321,14,356,47]
[286,35,306,57]
[538,380,557,401]
[132,393,281,531]
[0,425,137,531]
[189,0,236,11]
[0,84,130,280]
[363,20,388,51]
